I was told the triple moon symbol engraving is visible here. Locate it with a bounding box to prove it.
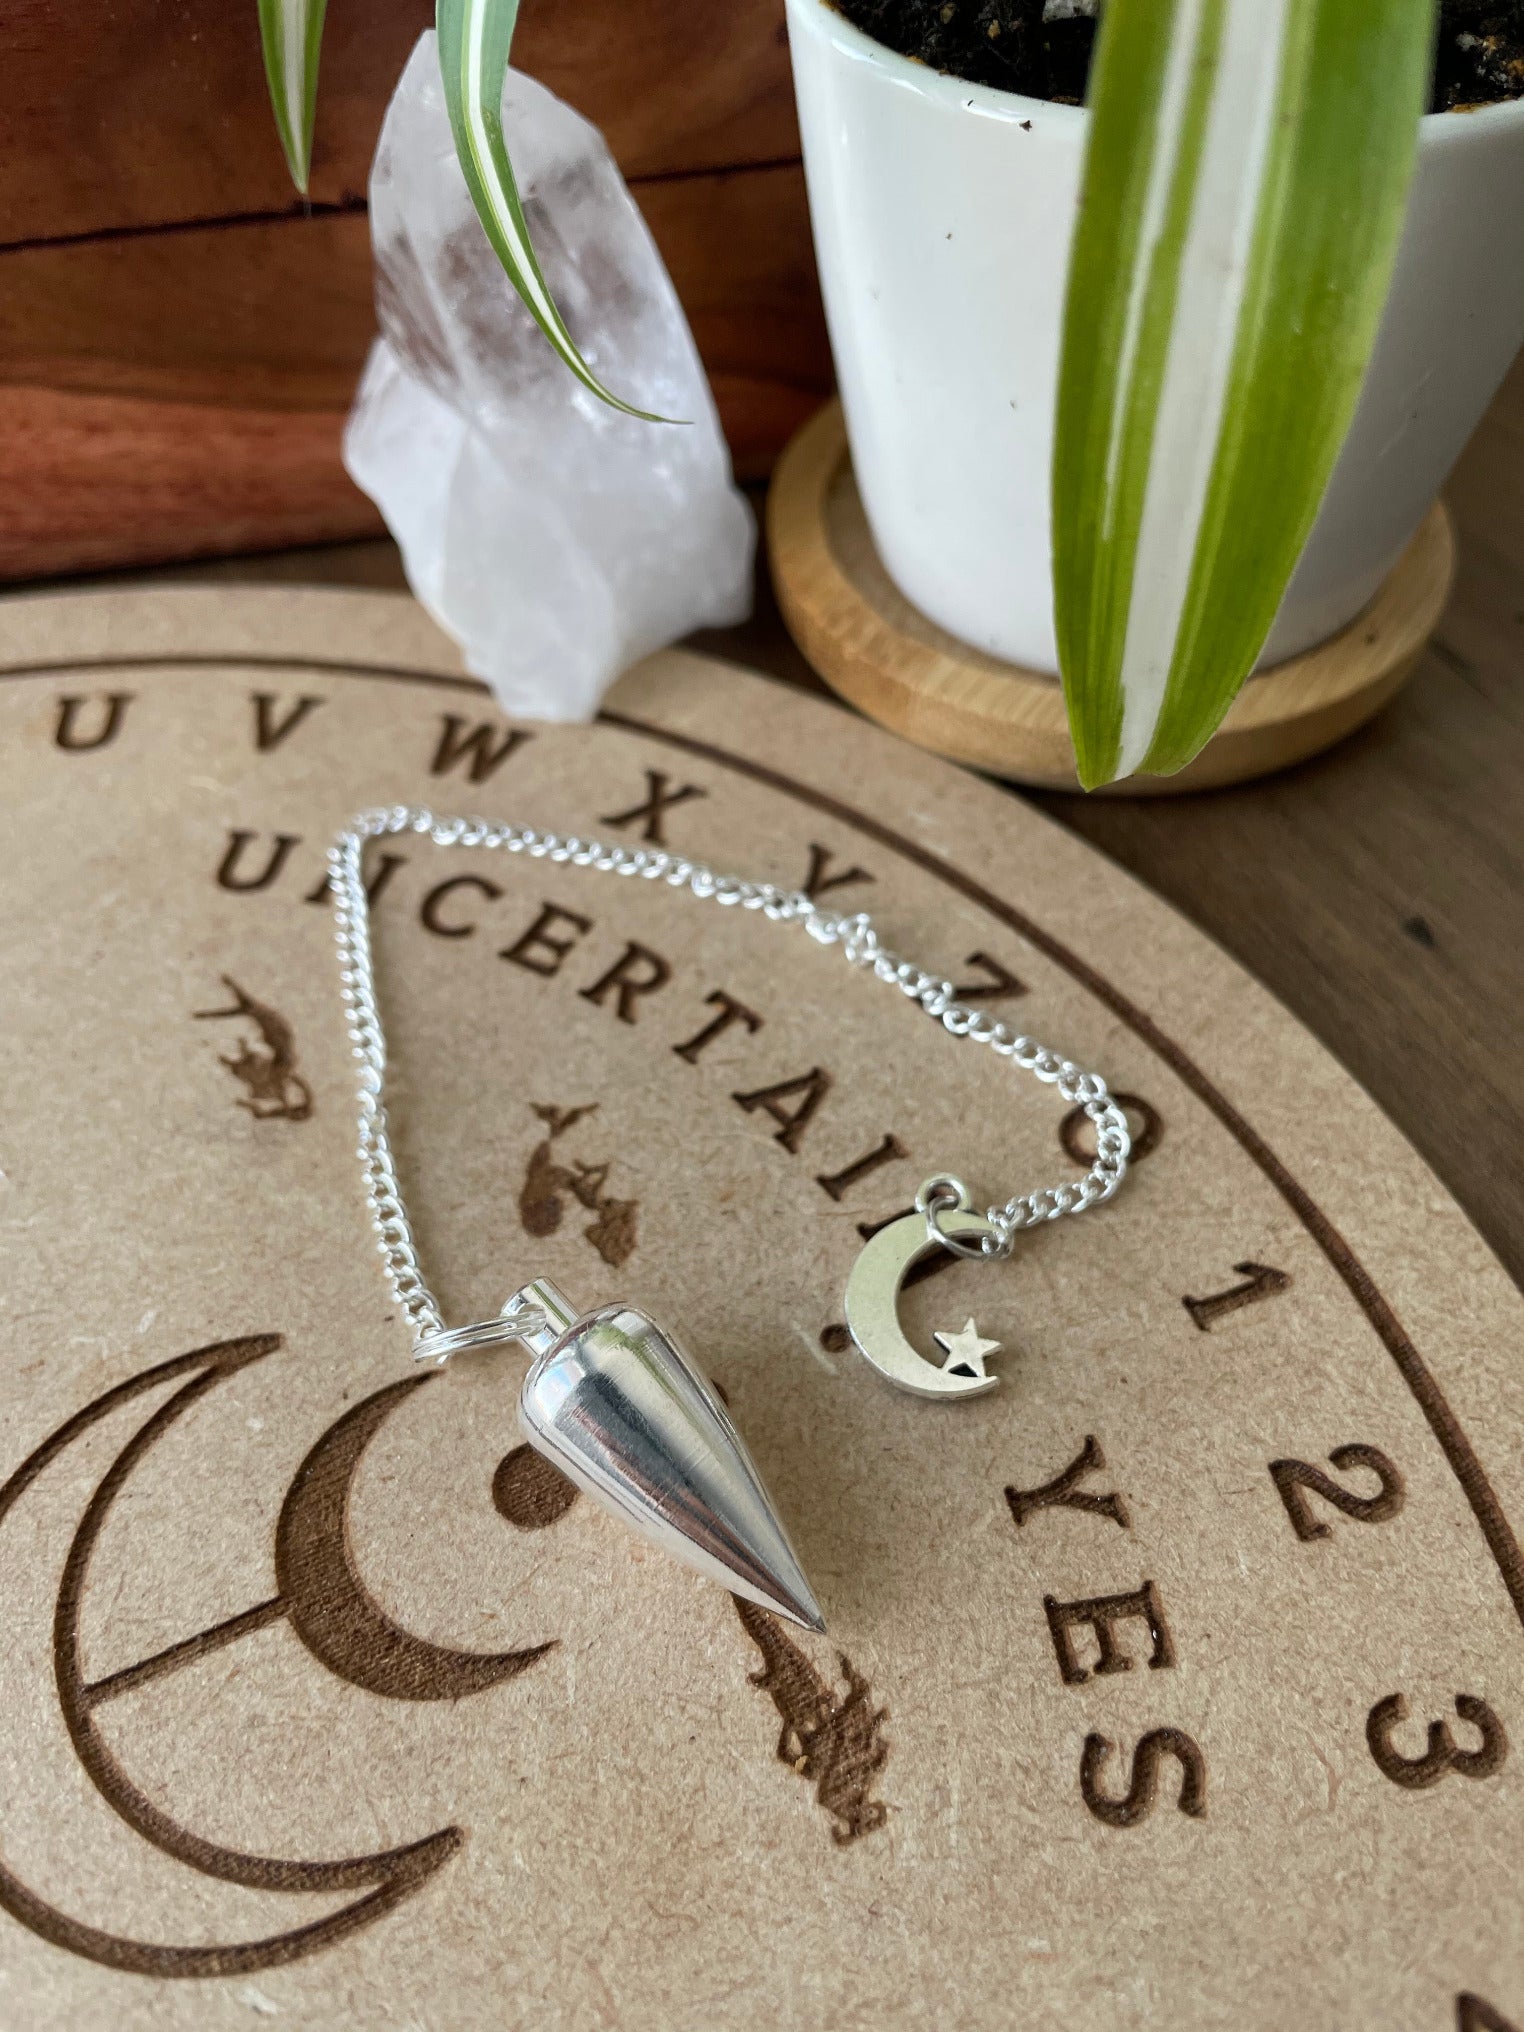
[843,1184,1001,1400]
[0,1334,561,1978]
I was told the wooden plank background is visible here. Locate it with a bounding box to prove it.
[0,0,832,577]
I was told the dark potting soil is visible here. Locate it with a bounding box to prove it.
[831,0,1524,114]
[832,0,1096,101]
[1433,0,1524,108]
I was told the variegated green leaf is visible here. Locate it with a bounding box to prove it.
[1052,0,1434,787]
[435,0,663,418]
[257,0,329,195]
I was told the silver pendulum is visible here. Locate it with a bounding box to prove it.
[495,1281,825,1633]
[332,809,1130,1636]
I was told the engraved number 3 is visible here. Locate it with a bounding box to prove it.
[1366,1692,1507,1790]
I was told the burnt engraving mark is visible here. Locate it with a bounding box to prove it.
[1061,1092,1162,1166]
[673,989,763,1064]
[1044,1580,1176,1686]
[1367,1693,1507,1790]
[815,1133,908,1204]
[501,901,593,977]
[0,1336,560,1976]
[601,770,706,845]
[252,692,324,753]
[1183,1261,1291,1331]
[492,1444,580,1531]
[55,692,132,752]
[429,712,531,784]
[801,844,874,901]
[1081,1729,1206,1827]
[217,829,301,894]
[194,976,313,1122]
[275,1379,557,1703]
[580,940,673,1024]
[732,1597,889,1846]
[1270,1445,1406,1542]
[951,950,1027,1005]
[1459,1995,1523,2032]
[518,1103,638,1268]
[1006,1436,1130,1532]
[733,1068,833,1155]
[83,1598,290,1710]
[417,871,499,935]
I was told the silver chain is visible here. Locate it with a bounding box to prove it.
[331,805,1132,1362]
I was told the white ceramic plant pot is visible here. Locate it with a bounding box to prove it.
[786,0,1524,673]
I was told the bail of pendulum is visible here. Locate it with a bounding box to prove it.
[506,1279,826,1633]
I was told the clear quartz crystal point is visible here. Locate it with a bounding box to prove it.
[344,31,754,722]
[510,1281,826,1633]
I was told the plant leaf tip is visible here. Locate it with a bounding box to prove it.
[437,0,670,420]
[1050,0,1432,785]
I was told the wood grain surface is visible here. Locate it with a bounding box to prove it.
[0,0,828,574]
[0,0,800,240]
[767,400,1457,793]
[107,351,1524,1301]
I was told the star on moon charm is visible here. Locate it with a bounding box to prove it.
[842,1176,1005,1400]
[933,1319,1002,1381]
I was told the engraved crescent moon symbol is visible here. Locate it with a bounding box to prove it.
[276,1375,555,1700]
[1,1337,464,1977]
[843,1206,1000,1399]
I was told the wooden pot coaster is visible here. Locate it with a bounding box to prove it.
[1,584,1521,2028]
[768,400,1456,794]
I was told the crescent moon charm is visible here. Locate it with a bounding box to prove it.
[844,1180,1002,1400]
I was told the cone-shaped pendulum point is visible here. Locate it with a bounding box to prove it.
[509,1279,826,1632]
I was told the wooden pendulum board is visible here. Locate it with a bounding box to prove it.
[1,585,1521,2030]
